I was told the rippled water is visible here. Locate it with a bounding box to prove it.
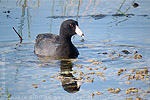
[0,0,150,100]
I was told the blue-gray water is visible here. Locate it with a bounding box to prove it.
[0,0,150,100]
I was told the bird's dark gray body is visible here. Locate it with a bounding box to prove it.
[34,19,83,59]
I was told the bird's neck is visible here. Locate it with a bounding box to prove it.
[57,35,74,59]
[59,31,72,45]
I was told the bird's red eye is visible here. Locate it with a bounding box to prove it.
[70,24,73,27]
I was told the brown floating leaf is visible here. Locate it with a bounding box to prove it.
[91,93,94,98]
[96,92,103,95]
[103,67,107,70]
[107,88,121,94]
[133,54,142,59]
[125,81,131,84]
[34,86,38,88]
[42,80,46,82]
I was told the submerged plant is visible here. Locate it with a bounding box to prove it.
[6,88,11,100]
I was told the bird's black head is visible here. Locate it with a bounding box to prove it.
[60,19,84,38]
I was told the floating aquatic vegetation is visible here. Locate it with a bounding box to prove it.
[126,87,138,94]
[122,50,130,54]
[42,80,46,82]
[34,86,38,88]
[75,64,83,68]
[46,49,146,99]
[107,88,121,94]
[103,67,107,70]
[96,72,104,77]
[116,9,129,17]
[117,69,127,76]
[6,88,11,100]
[91,61,102,65]
[96,91,103,95]
[32,83,40,88]
[91,93,94,98]
[125,81,132,84]
[91,91,103,98]
[132,3,139,8]
[123,68,149,81]
[133,54,142,59]
[90,14,106,20]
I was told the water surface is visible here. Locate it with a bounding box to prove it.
[0,0,150,100]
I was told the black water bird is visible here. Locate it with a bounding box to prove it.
[34,19,84,59]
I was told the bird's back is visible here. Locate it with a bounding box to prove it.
[34,33,60,57]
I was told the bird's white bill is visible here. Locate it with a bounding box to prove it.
[75,25,84,38]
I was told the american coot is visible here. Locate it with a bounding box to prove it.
[34,19,84,59]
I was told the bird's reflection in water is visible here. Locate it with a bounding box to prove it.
[60,60,82,93]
